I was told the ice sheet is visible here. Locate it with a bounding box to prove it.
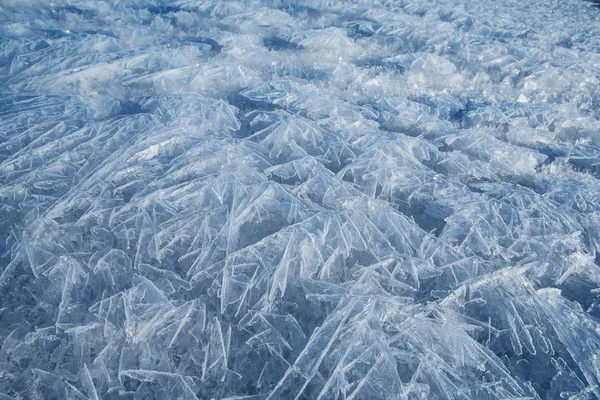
[1,0,600,398]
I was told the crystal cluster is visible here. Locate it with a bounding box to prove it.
[1,0,600,399]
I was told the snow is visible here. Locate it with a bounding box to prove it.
[1,0,600,398]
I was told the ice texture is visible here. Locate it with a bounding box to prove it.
[1,0,600,399]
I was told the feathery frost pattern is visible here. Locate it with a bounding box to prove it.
[1,0,600,399]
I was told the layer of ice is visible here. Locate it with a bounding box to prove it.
[1,0,600,399]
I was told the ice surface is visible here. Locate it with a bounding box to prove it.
[1,0,600,399]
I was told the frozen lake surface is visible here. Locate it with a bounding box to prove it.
[1,0,600,398]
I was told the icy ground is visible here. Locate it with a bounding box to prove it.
[1,0,600,399]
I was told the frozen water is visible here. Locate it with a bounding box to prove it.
[1,0,600,398]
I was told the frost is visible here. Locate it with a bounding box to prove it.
[1,0,600,399]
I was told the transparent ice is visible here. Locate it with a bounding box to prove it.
[1,0,600,399]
